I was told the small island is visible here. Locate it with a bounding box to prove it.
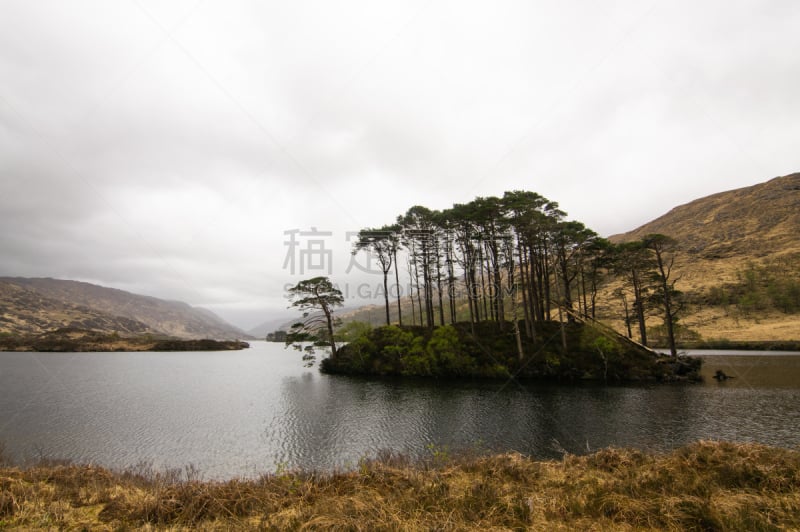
[284,278,700,382]
[0,328,249,352]
[281,190,712,383]
[322,321,700,382]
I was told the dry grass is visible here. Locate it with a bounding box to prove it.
[604,173,800,344]
[679,305,800,343]
[596,253,800,344]
[1,441,799,530]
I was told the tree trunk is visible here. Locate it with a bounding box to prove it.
[632,270,648,346]
[322,305,337,358]
[445,235,457,324]
[543,245,552,321]
[382,271,390,325]
[435,245,445,326]
[518,239,534,340]
[654,247,677,356]
[493,253,505,329]
[465,261,475,334]
[407,256,418,326]
[620,292,633,338]
[478,245,488,322]
[393,248,402,326]
[508,250,524,361]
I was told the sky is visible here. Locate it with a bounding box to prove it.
[1,1,799,330]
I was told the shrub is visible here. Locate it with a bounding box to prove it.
[706,257,800,316]
[427,325,475,376]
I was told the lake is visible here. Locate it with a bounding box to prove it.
[1,341,799,479]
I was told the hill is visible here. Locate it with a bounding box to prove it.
[611,172,800,260]
[339,173,799,343]
[608,173,800,342]
[0,277,249,340]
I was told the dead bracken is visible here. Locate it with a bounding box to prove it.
[0,440,798,530]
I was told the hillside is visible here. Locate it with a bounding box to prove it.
[609,173,800,342]
[611,173,800,260]
[0,277,249,340]
[338,174,799,343]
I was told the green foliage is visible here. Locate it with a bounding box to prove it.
[379,326,425,373]
[648,322,702,346]
[707,285,732,307]
[706,258,800,316]
[401,353,434,376]
[334,321,372,343]
[266,330,287,342]
[591,335,619,356]
[425,443,451,465]
[579,326,618,354]
[544,354,561,368]
[324,321,694,382]
[426,325,475,376]
[767,277,800,314]
[332,331,375,373]
[285,276,343,356]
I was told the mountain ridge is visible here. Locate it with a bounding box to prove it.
[0,277,249,340]
[610,173,800,259]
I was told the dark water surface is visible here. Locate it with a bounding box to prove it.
[1,342,798,479]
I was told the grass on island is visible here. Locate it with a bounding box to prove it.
[1,440,800,530]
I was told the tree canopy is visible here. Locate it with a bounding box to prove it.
[285,276,344,360]
[346,190,684,354]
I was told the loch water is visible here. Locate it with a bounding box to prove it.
[1,342,798,479]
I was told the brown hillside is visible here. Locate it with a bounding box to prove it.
[608,173,800,342]
[611,173,800,259]
[0,281,152,336]
[0,278,248,340]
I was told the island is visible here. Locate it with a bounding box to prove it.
[321,321,700,382]
[0,328,249,352]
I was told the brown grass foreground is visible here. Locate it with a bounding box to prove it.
[1,441,799,530]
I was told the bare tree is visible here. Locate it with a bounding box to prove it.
[644,234,681,356]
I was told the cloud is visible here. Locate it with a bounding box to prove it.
[1,0,799,328]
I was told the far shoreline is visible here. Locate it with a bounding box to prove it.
[675,340,800,352]
[0,328,249,352]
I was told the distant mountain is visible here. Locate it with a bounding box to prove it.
[247,316,296,338]
[0,278,250,340]
[249,311,351,338]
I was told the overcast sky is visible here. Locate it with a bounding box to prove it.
[1,1,799,329]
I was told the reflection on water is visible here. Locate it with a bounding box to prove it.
[1,343,799,479]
